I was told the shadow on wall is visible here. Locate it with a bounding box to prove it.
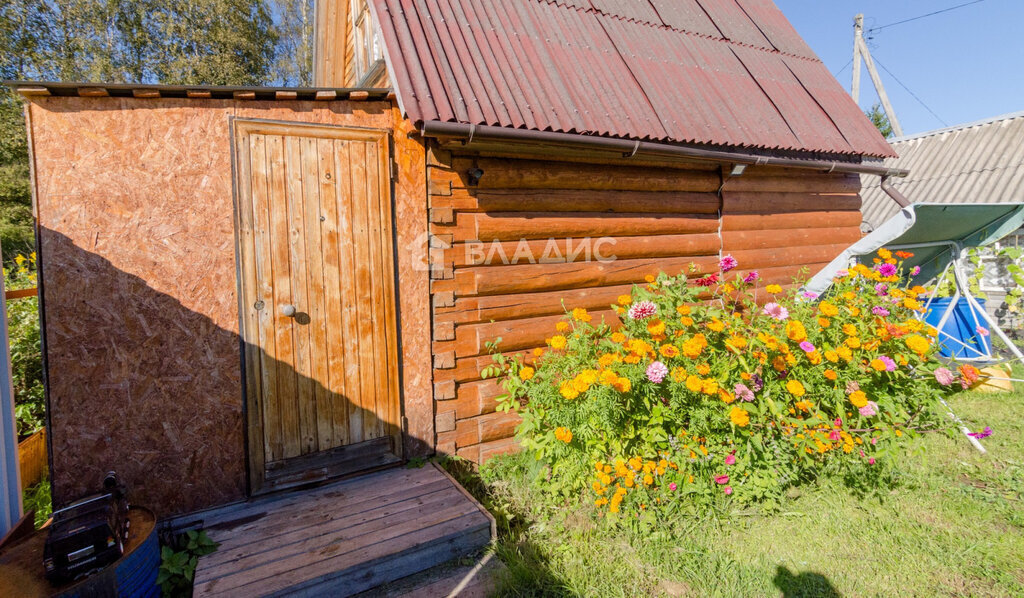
[773,565,842,598]
[40,229,396,518]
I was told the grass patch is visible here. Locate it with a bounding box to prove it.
[444,375,1024,597]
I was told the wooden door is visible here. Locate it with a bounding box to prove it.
[233,120,402,494]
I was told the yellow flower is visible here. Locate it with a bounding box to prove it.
[903,297,923,311]
[785,320,807,342]
[696,363,711,376]
[556,321,570,332]
[905,334,931,355]
[707,318,726,333]
[849,390,868,408]
[549,335,567,350]
[786,379,806,397]
[613,377,632,393]
[643,474,654,486]
[598,353,617,368]
[837,346,853,361]
[572,307,592,322]
[679,316,694,326]
[845,337,861,349]
[599,370,619,385]
[685,375,703,393]
[794,400,813,412]
[554,427,573,443]
[766,284,782,294]
[824,349,839,363]
[519,366,535,381]
[533,348,545,357]
[824,369,838,381]
[659,344,679,358]
[818,317,831,328]
[730,406,750,427]
[819,301,839,316]
[701,378,718,395]
[677,304,692,316]
[726,335,747,350]
[870,359,887,372]
[682,338,704,358]
[719,388,735,404]
[611,332,626,344]
[842,323,858,336]
[559,382,579,400]
[670,367,687,383]
[878,248,892,260]
[645,274,656,283]
[647,319,666,336]
[617,295,633,305]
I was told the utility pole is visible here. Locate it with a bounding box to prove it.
[851,13,904,137]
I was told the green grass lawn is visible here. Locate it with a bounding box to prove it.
[448,371,1024,597]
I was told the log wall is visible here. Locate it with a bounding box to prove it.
[426,149,863,462]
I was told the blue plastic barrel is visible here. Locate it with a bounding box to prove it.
[923,297,991,358]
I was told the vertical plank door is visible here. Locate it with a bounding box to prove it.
[233,120,402,494]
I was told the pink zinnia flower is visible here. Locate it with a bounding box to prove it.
[646,361,669,384]
[879,356,897,372]
[868,458,876,465]
[911,265,921,276]
[836,269,849,277]
[871,437,877,445]
[628,300,657,320]
[714,475,729,485]
[734,383,755,402]
[743,270,760,283]
[859,401,878,417]
[967,426,992,439]
[829,429,841,441]
[875,283,888,296]
[872,306,890,317]
[762,302,789,321]
[668,482,677,491]
[976,326,990,337]
[723,486,733,495]
[802,291,819,299]
[934,367,955,386]
[876,263,897,277]
[799,341,815,353]
[725,454,736,466]
[834,417,843,427]
[720,254,738,273]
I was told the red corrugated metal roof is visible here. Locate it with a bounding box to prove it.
[372,0,897,157]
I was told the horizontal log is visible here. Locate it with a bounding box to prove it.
[451,151,723,173]
[455,411,521,448]
[436,212,720,242]
[438,255,718,297]
[723,227,861,251]
[723,191,861,214]
[722,211,862,232]
[443,233,721,267]
[454,379,504,419]
[431,189,721,214]
[721,174,861,194]
[731,244,851,271]
[454,309,620,357]
[435,284,636,325]
[472,158,721,192]
[478,437,520,463]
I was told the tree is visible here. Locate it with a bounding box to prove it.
[274,0,315,86]
[866,103,894,139]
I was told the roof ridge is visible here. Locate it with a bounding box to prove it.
[889,110,1024,144]
[536,0,822,64]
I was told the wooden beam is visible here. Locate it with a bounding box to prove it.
[77,87,108,97]
[16,87,49,97]
[315,90,338,101]
[275,90,298,101]
[132,88,161,99]
[313,0,350,87]
[349,90,370,101]
[187,90,212,99]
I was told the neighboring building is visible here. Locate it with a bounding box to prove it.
[860,112,1024,329]
[16,0,899,518]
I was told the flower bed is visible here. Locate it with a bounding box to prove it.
[487,251,962,518]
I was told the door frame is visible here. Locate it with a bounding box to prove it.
[229,117,403,495]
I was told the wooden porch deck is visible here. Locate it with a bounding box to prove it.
[190,463,495,597]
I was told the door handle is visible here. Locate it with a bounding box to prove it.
[281,304,297,317]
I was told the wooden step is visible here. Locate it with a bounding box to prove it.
[192,463,494,597]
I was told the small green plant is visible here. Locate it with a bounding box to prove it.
[23,478,52,529]
[157,529,219,597]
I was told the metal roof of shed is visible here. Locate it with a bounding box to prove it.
[371,0,896,158]
[860,111,1024,229]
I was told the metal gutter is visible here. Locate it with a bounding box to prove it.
[420,121,910,178]
[880,175,911,208]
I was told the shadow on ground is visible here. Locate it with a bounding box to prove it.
[773,565,841,598]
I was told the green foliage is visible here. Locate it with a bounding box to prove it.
[23,478,51,528]
[6,252,44,437]
[933,245,1024,313]
[488,253,955,522]
[158,529,219,597]
[866,103,894,139]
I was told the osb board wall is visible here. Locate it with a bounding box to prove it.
[426,149,862,462]
[27,97,430,517]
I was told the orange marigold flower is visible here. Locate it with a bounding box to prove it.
[685,375,703,393]
[845,337,861,349]
[837,346,853,361]
[556,321,570,332]
[645,275,656,283]
[659,344,679,358]
[670,367,687,383]
[766,284,783,294]
[559,382,579,400]
[824,349,839,363]
[786,379,806,397]
[719,388,735,404]
[647,319,666,336]
[554,427,573,443]
[730,406,750,427]
[599,370,619,385]
[726,335,747,350]
[708,318,726,333]
[794,400,813,412]
[849,390,868,408]
[610,332,626,344]
[786,320,807,342]
[819,301,839,317]
[842,323,858,336]
[680,316,694,326]
[697,363,711,376]
[572,307,592,322]
[617,294,633,306]
[549,335,567,350]
[676,304,692,316]
[870,359,887,372]
[824,369,838,381]
[818,317,831,328]
[613,377,632,393]
[533,348,545,357]
[701,378,719,395]
[519,366,535,381]
[905,334,931,355]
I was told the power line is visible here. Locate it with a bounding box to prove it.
[832,58,853,79]
[866,0,987,33]
[872,56,950,127]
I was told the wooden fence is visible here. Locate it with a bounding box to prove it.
[18,429,46,491]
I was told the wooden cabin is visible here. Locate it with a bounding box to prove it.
[16,0,898,519]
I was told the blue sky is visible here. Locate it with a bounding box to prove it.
[774,0,1024,137]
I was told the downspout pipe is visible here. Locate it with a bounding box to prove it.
[420,121,910,179]
[879,175,911,208]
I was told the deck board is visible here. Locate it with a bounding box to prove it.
[192,464,494,597]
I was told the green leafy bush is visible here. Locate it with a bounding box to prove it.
[487,251,957,521]
[5,252,44,437]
